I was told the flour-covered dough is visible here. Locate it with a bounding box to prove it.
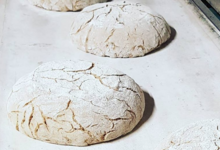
[157,119,220,150]
[71,1,171,58]
[7,60,145,146]
[28,0,107,11]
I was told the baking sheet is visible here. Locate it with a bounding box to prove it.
[1,0,220,149]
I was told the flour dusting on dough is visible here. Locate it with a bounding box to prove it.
[71,1,171,58]
[7,60,145,146]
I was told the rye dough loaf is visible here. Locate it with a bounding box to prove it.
[71,1,171,58]
[157,119,220,150]
[7,60,145,146]
[28,0,107,11]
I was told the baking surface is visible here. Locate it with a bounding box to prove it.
[1,0,220,149]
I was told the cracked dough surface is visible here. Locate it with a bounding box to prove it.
[7,60,145,146]
[71,1,171,58]
[157,119,220,150]
[28,0,107,11]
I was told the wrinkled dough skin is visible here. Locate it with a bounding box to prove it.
[71,1,171,58]
[28,0,107,11]
[157,119,220,150]
[7,61,145,146]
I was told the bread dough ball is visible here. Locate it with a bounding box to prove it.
[28,0,107,11]
[157,119,220,150]
[71,1,171,58]
[7,60,145,146]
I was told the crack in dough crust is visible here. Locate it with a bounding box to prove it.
[157,119,220,150]
[71,1,171,58]
[28,0,107,11]
[7,60,145,146]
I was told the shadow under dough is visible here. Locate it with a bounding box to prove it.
[132,91,155,132]
[88,91,155,146]
[147,26,177,55]
[113,91,155,140]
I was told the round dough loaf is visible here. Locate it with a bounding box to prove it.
[28,0,107,11]
[71,1,171,58]
[157,119,220,150]
[7,60,145,146]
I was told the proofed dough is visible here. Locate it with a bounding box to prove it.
[157,119,220,150]
[7,60,145,146]
[71,1,171,58]
[28,0,107,11]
